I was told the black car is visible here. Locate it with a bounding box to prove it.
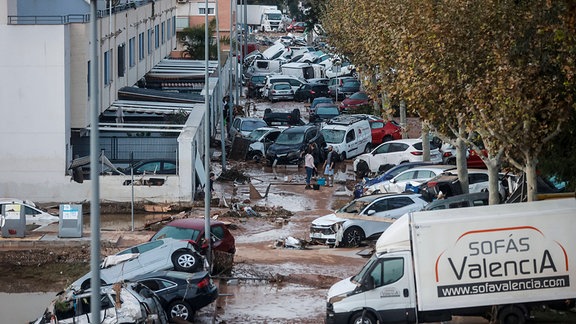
[339,79,361,97]
[293,83,330,102]
[120,159,177,175]
[266,125,326,166]
[309,104,340,123]
[133,270,218,322]
[246,74,267,98]
[263,108,305,126]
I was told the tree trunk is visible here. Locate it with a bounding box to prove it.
[525,159,538,202]
[455,137,469,194]
[486,160,501,205]
[421,123,430,161]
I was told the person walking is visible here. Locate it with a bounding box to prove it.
[304,148,316,190]
[323,145,335,187]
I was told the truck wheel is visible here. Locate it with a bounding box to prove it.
[350,311,376,324]
[342,227,365,247]
[498,306,526,324]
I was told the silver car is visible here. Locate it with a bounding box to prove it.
[310,193,428,247]
[32,282,168,324]
[268,82,294,102]
[70,238,203,291]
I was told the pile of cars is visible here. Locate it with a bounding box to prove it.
[32,219,235,323]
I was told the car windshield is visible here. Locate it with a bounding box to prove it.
[247,129,269,141]
[349,92,368,100]
[150,225,201,242]
[352,254,379,284]
[275,131,305,145]
[241,120,267,132]
[311,98,332,108]
[252,76,266,83]
[338,199,369,214]
[321,129,345,144]
[316,107,339,117]
[274,83,292,90]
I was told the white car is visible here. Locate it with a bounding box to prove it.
[0,198,59,229]
[364,165,455,195]
[246,126,285,161]
[309,193,428,247]
[70,238,203,291]
[32,282,168,324]
[353,138,443,177]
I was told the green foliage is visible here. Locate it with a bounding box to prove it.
[180,18,218,60]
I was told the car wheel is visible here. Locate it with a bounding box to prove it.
[351,70,359,79]
[340,152,346,161]
[169,300,194,321]
[291,108,301,119]
[342,227,365,247]
[355,160,369,178]
[172,250,201,272]
[350,310,377,324]
[248,152,263,162]
[264,108,272,115]
[80,278,107,291]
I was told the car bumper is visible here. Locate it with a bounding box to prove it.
[310,227,337,245]
[270,95,294,101]
[266,153,302,165]
[188,285,219,310]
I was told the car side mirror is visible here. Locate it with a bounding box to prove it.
[364,276,375,290]
[366,209,376,216]
[390,179,396,184]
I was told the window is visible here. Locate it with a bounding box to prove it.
[155,25,160,49]
[117,43,125,77]
[167,18,171,39]
[161,22,166,44]
[345,130,355,143]
[148,28,153,54]
[103,50,112,86]
[129,37,135,67]
[138,32,145,61]
[87,60,91,98]
[387,197,415,210]
[367,258,404,288]
[135,240,163,254]
[199,8,215,15]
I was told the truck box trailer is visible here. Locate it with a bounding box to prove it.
[326,198,576,324]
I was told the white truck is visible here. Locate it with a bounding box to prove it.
[260,8,283,32]
[326,198,576,324]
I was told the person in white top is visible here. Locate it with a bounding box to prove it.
[304,148,316,189]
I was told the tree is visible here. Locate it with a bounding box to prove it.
[180,18,218,60]
[322,0,575,202]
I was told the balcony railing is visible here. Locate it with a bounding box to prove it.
[7,0,153,25]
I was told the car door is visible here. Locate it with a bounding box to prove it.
[359,198,393,238]
[263,130,281,152]
[368,142,392,171]
[345,129,359,157]
[386,142,410,165]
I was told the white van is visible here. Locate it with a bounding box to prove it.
[320,115,372,160]
[281,62,324,80]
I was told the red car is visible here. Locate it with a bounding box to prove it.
[339,91,371,112]
[286,22,307,33]
[150,218,236,254]
[368,119,402,144]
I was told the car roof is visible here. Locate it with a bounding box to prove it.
[357,192,422,201]
[166,218,226,229]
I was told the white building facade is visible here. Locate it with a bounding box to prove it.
[0,0,218,204]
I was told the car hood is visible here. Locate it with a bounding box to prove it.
[312,213,347,226]
[356,153,372,162]
[327,276,357,301]
[267,142,303,155]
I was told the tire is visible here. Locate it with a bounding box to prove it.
[168,300,194,321]
[356,160,369,178]
[342,227,365,247]
[351,70,359,79]
[350,310,377,324]
[264,108,272,115]
[340,152,346,161]
[498,306,525,324]
[172,250,201,272]
[248,152,263,162]
[364,143,372,153]
[291,108,301,119]
[80,279,106,291]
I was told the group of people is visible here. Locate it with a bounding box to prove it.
[304,144,335,189]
